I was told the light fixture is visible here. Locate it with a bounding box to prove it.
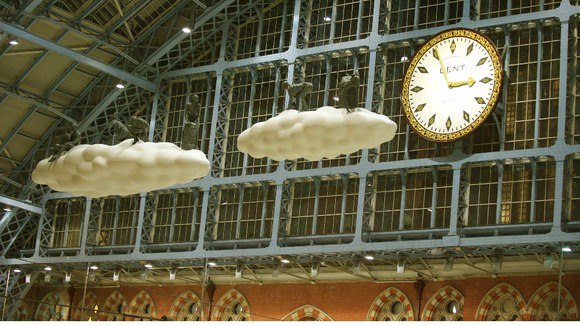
[400,55,409,62]
[396,259,406,274]
[25,274,31,283]
[8,36,18,45]
[235,265,243,279]
[44,266,52,271]
[323,16,332,22]
[3,206,11,212]
[280,258,290,264]
[113,270,120,281]
[443,256,454,272]
[144,263,153,269]
[182,27,191,33]
[44,273,51,283]
[207,261,217,267]
[169,267,177,280]
[13,268,21,273]
[364,254,374,261]
[90,265,99,270]
[491,254,503,272]
[544,254,554,268]
[562,246,572,252]
[115,82,125,89]
[311,262,319,279]
[353,261,362,275]
[64,272,71,283]
[333,96,340,102]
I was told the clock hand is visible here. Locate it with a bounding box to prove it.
[434,47,451,88]
[449,77,475,89]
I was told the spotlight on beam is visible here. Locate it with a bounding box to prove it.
[562,246,572,253]
[113,270,120,281]
[169,267,177,280]
[311,262,320,279]
[3,205,11,212]
[115,82,125,89]
[491,255,503,272]
[235,265,244,279]
[13,268,21,273]
[396,259,406,274]
[64,272,71,283]
[443,256,454,272]
[182,27,191,33]
[544,254,554,268]
[8,36,18,45]
[25,274,31,283]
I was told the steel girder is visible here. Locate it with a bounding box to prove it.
[0,0,578,308]
[0,21,156,91]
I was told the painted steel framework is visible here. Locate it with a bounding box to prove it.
[0,0,580,320]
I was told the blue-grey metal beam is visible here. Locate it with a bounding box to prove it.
[0,195,42,214]
[143,0,237,66]
[0,22,156,92]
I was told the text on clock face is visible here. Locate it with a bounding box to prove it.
[440,65,466,73]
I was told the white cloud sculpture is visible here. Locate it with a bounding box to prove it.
[237,106,397,161]
[32,139,210,198]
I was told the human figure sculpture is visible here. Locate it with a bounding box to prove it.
[108,112,131,144]
[182,94,201,150]
[48,120,81,162]
[282,80,313,111]
[338,73,360,113]
[128,116,149,144]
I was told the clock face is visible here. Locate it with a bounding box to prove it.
[401,28,503,142]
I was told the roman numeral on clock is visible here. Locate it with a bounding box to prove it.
[446,117,452,131]
[411,86,423,93]
[415,103,426,112]
[466,43,474,56]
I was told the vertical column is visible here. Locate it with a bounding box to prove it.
[311,178,321,236]
[79,197,92,255]
[447,167,462,237]
[398,170,408,230]
[34,201,54,257]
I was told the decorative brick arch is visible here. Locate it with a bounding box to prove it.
[100,291,127,321]
[282,305,333,321]
[168,290,202,321]
[367,287,414,321]
[35,291,67,321]
[211,289,251,321]
[127,290,157,321]
[475,283,526,320]
[73,291,99,320]
[15,301,30,321]
[421,286,464,321]
[527,282,578,321]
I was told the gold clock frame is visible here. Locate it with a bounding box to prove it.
[401,28,503,143]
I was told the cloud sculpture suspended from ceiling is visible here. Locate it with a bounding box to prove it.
[32,139,210,198]
[237,106,397,161]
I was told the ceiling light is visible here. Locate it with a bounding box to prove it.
[333,96,339,101]
[364,255,374,261]
[3,206,11,212]
[280,258,290,264]
[44,266,52,271]
[323,17,332,22]
[400,55,409,62]
[8,36,18,45]
[169,267,177,280]
[562,246,572,252]
[113,271,120,281]
[13,268,21,273]
[182,27,191,33]
[25,274,31,283]
[207,261,217,267]
[115,82,125,89]
[64,272,71,283]
[90,265,98,270]
[235,265,243,279]
[144,263,153,269]
[396,259,405,273]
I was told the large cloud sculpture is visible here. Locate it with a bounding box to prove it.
[237,106,397,161]
[32,139,210,198]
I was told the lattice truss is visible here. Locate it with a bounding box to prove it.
[0,0,579,320]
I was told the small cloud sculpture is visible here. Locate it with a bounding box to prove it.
[32,139,210,198]
[237,106,397,161]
